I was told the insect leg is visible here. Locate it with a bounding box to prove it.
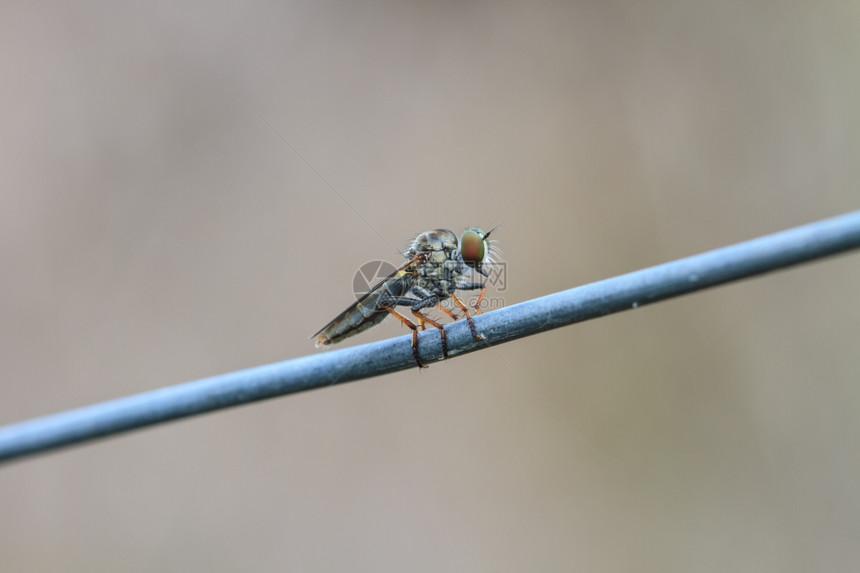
[408,294,450,358]
[411,285,458,321]
[451,293,485,342]
[384,304,426,368]
[474,287,487,313]
[456,282,487,314]
[435,305,458,321]
[408,287,433,330]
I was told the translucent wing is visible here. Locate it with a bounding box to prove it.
[312,255,421,347]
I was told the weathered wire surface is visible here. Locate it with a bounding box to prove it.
[1,210,859,463]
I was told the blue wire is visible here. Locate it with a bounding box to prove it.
[2,210,860,463]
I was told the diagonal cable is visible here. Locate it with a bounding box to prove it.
[2,210,860,464]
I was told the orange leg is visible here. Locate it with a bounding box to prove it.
[473,286,487,314]
[413,309,449,358]
[436,304,458,321]
[385,308,426,368]
[451,293,485,341]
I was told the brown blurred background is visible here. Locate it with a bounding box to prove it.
[2,1,859,571]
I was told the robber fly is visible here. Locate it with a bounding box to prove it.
[313,228,499,367]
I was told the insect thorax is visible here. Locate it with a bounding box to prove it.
[407,228,468,295]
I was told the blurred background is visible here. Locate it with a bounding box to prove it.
[2,1,859,571]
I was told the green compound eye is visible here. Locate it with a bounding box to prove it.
[460,229,486,268]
